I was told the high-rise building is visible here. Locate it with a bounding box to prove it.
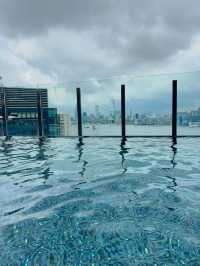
[0,87,59,136]
[59,113,71,136]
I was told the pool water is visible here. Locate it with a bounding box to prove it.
[0,137,200,265]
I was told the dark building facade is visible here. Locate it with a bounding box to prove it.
[0,87,60,137]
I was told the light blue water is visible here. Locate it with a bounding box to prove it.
[0,137,200,265]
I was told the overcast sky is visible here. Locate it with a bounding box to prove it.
[0,0,200,111]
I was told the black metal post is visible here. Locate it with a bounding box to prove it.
[172,80,177,143]
[2,88,8,137]
[76,88,83,142]
[121,84,126,140]
[37,90,43,138]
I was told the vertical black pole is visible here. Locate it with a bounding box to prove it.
[76,88,83,142]
[172,80,177,143]
[121,84,126,141]
[37,89,43,138]
[2,88,8,137]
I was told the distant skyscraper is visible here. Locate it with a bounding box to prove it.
[111,99,118,123]
[112,99,116,113]
[83,112,88,124]
[95,104,100,120]
[74,107,77,122]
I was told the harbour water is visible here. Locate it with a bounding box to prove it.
[0,137,200,265]
[70,124,200,136]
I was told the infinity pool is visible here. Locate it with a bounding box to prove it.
[0,138,200,265]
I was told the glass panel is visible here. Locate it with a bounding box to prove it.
[47,84,77,137]
[126,74,171,136]
[1,71,200,138]
[81,79,121,136]
[178,72,200,136]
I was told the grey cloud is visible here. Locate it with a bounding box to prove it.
[0,0,200,88]
[0,0,110,37]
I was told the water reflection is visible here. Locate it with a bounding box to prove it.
[0,138,15,174]
[166,140,178,192]
[37,138,46,160]
[35,139,52,184]
[1,137,13,155]
[171,140,177,169]
[74,139,88,189]
[119,138,128,174]
[76,139,84,162]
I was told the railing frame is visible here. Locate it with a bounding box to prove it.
[172,80,177,143]
[76,87,83,144]
[121,84,126,140]
[2,88,8,137]
[0,81,199,139]
[37,89,44,138]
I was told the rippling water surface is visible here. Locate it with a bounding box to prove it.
[0,137,200,265]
